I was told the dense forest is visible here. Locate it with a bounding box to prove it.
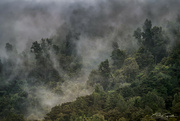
[43,18,180,121]
[0,0,180,121]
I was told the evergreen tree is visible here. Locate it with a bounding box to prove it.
[134,19,168,63]
[111,42,126,69]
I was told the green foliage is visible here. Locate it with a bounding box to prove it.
[88,70,102,87]
[0,31,82,119]
[135,46,154,69]
[1,112,25,121]
[134,27,142,44]
[80,19,180,121]
[98,59,110,78]
[140,92,165,112]
[87,60,111,90]
[44,19,180,121]
[172,102,180,116]
[141,115,156,121]
[90,114,106,121]
[0,80,28,120]
[118,117,127,121]
[105,92,126,111]
[111,42,126,69]
[31,41,42,60]
[122,57,139,82]
[134,19,168,63]
[1,18,180,121]
[120,86,135,98]
[172,92,180,106]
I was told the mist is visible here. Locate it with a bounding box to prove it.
[0,0,180,120]
[1,0,179,57]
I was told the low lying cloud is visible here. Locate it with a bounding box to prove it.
[0,0,180,120]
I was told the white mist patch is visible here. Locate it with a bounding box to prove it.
[26,77,93,120]
[60,79,93,103]
[77,36,112,72]
[13,13,61,52]
[26,87,61,120]
[36,88,61,108]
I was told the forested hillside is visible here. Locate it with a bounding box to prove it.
[44,19,180,121]
[0,32,85,120]
[0,0,180,121]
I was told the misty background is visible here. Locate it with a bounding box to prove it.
[0,0,180,120]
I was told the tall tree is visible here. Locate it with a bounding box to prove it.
[30,41,42,60]
[134,19,168,63]
[99,59,110,78]
[111,42,126,69]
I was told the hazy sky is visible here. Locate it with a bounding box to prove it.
[0,0,179,53]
